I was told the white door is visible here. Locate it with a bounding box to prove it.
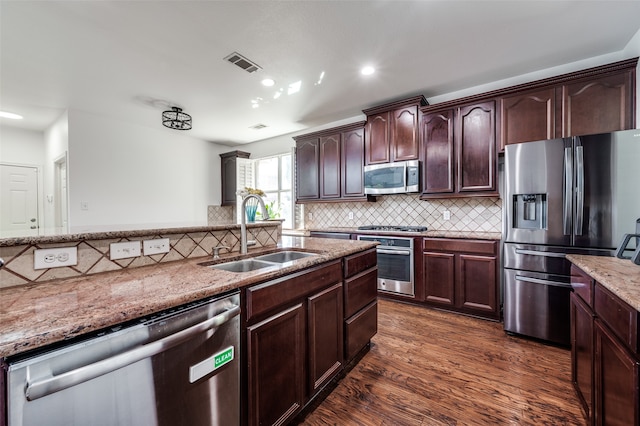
[0,164,39,237]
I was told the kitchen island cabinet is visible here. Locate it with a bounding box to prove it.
[568,259,640,426]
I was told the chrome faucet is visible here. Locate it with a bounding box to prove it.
[240,194,269,254]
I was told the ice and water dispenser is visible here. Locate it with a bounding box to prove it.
[513,194,547,230]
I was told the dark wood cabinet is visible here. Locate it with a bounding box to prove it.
[421,102,498,199]
[294,122,368,203]
[594,319,639,426]
[457,101,496,193]
[500,87,555,149]
[422,238,499,320]
[247,303,305,426]
[319,134,341,199]
[569,263,640,426]
[307,283,343,396]
[295,138,320,201]
[220,150,250,206]
[571,292,595,423]
[560,70,635,138]
[363,96,427,165]
[421,110,454,194]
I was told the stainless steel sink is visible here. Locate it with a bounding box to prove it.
[254,251,317,263]
[209,259,277,273]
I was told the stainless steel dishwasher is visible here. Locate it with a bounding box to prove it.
[6,291,241,426]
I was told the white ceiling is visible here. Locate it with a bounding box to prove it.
[2,1,640,145]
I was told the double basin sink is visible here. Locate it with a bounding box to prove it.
[206,250,317,273]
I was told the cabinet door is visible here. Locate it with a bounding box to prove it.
[594,319,639,426]
[341,127,366,198]
[561,70,635,137]
[392,106,420,162]
[423,251,455,307]
[422,110,454,194]
[457,254,498,317]
[308,283,344,396]
[295,138,320,200]
[221,155,238,206]
[247,304,305,426]
[500,88,555,149]
[319,134,341,199]
[571,293,594,423]
[457,102,496,193]
[365,111,391,164]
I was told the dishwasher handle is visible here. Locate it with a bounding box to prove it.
[25,304,241,401]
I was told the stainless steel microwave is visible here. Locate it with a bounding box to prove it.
[364,160,420,195]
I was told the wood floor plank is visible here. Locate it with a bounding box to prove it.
[299,299,586,426]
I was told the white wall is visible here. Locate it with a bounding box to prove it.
[67,109,226,232]
[44,112,69,232]
[0,126,45,165]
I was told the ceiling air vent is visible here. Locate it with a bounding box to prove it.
[249,123,268,130]
[224,52,262,73]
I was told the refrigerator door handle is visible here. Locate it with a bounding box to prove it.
[515,248,566,258]
[574,145,585,235]
[563,146,573,235]
[515,274,573,288]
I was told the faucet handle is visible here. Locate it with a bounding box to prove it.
[212,245,230,259]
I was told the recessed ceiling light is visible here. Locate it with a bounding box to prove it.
[0,111,23,120]
[261,78,275,87]
[361,66,375,76]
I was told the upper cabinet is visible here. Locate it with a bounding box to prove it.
[421,101,498,199]
[363,96,428,165]
[294,122,369,203]
[498,59,636,149]
[220,150,250,206]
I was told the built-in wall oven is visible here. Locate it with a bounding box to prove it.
[357,235,415,297]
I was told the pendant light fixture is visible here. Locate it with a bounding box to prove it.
[162,107,192,130]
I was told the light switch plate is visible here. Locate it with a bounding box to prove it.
[143,238,170,256]
[34,247,78,269]
[110,241,141,260]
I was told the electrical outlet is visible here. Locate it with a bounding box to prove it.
[110,241,141,260]
[348,212,354,220]
[308,212,313,220]
[443,210,451,221]
[143,238,170,256]
[34,247,78,269]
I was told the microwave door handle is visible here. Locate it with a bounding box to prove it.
[574,144,584,235]
[25,305,241,401]
[563,146,573,235]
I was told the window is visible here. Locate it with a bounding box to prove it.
[254,153,294,229]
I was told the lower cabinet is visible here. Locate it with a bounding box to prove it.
[570,264,640,426]
[243,252,377,426]
[422,238,499,320]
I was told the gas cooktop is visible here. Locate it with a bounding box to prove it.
[357,225,428,232]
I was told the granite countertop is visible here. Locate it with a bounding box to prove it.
[308,227,502,240]
[0,236,377,358]
[567,254,640,310]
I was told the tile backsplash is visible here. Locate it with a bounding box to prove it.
[305,195,502,232]
[0,225,279,289]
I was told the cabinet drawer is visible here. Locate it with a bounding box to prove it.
[246,261,342,322]
[344,248,377,278]
[344,267,377,318]
[571,265,594,307]
[594,283,639,354]
[345,301,378,360]
[423,238,497,255]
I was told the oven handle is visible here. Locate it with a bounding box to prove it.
[377,249,412,256]
[25,304,240,401]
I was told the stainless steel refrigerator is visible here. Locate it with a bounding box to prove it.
[503,128,640,345]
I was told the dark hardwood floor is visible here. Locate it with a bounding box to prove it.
[300,299,586,425]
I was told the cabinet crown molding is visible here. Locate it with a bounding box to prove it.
[293,121,366,141]
[362,95,428,116]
